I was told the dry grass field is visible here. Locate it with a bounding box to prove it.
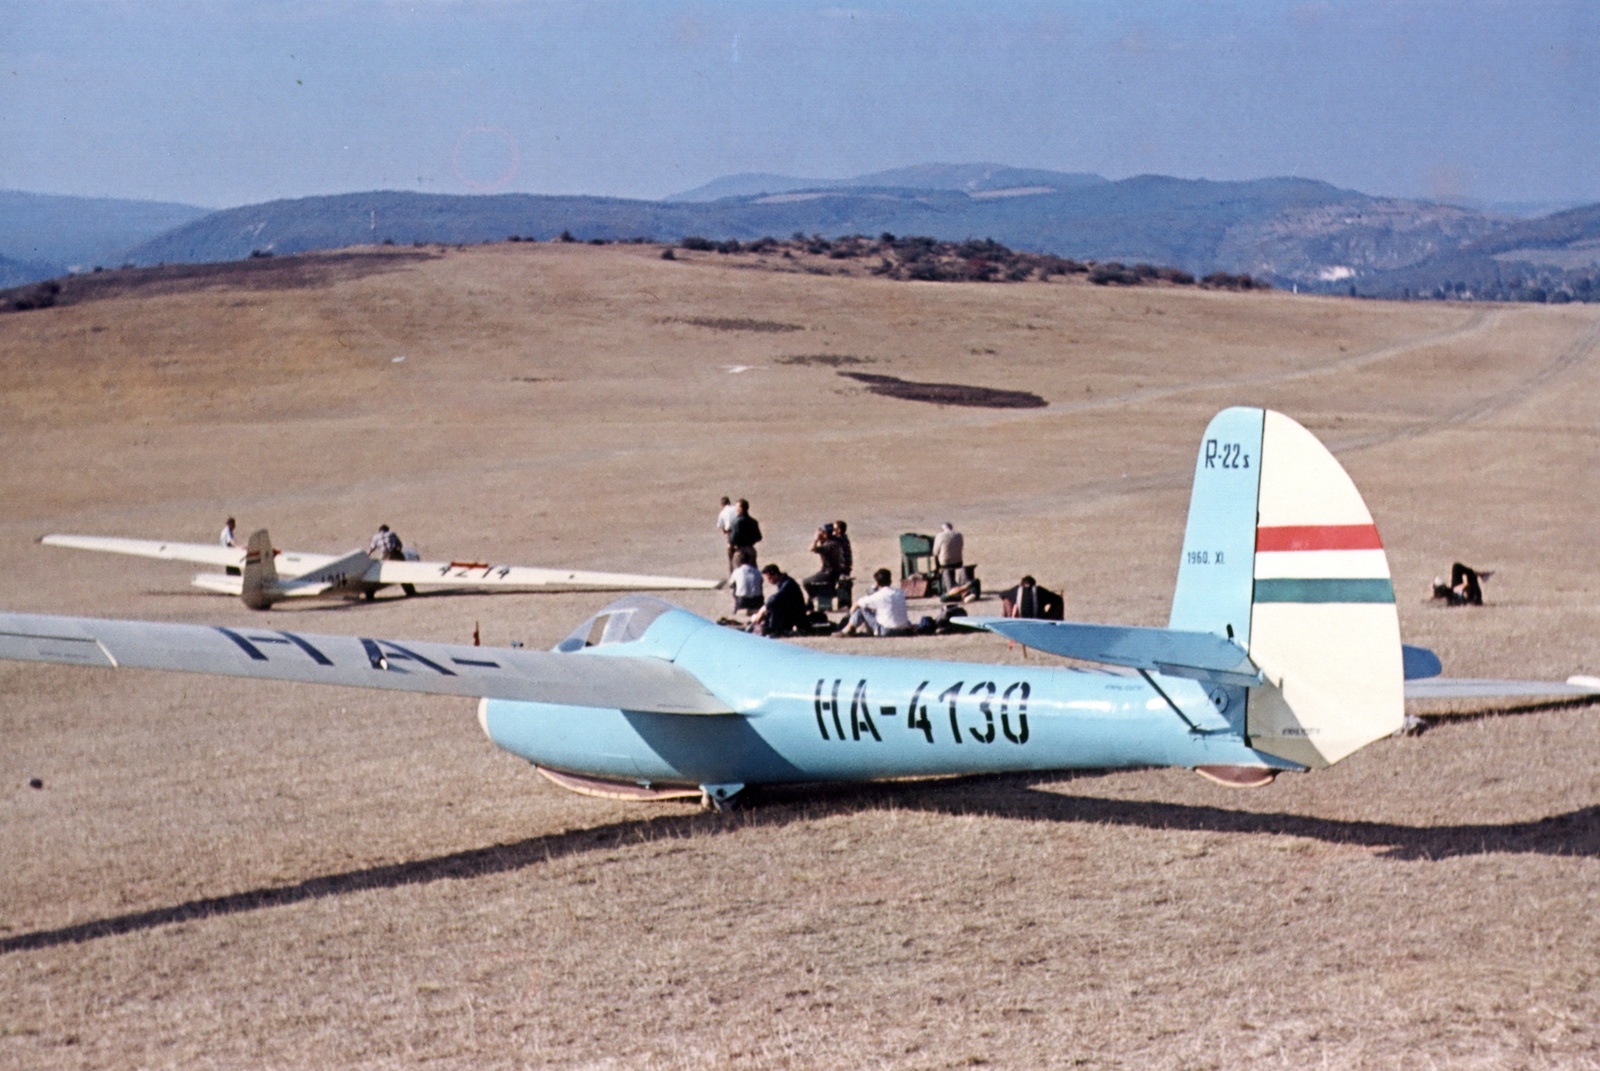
[1,243,1597,1070]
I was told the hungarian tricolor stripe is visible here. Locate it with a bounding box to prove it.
[1254,524,1393,604]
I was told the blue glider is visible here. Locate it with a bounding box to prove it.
[3,407,1595,805]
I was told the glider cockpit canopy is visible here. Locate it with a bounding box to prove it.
[555,595,679,652]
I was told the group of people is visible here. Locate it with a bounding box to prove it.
[715,497,1063,638]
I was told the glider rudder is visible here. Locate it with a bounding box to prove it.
[240,529,278,611]
[1171,408,1404,768]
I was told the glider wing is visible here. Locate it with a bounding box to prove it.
[1404,676,1600,701]
[41,533,245,569]
[0,611,733,715]
[371,559,721,591]
[41,533,342,579]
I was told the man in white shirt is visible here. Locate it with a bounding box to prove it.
[716,496,741,572]
[220,517,237,547]
[729,549,763,615]
[842,569,912,636]
[716,496,738,534]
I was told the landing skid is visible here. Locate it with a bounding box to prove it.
[534,765,703,802]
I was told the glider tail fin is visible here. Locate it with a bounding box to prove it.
[241,529,278,611]
[1170,408,1403,768]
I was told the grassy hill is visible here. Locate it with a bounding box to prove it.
[122,176,1455,289]
[17,168,1600,302]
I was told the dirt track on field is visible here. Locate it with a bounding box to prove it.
[1,244,1597,1070]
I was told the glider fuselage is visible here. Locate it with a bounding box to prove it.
[479,604,1289,789]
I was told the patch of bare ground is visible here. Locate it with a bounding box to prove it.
[776,353,871,367]
[840,370,1049,408]
[0,242,1597,1069]
[664,315,805,332]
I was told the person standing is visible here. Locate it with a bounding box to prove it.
[833,519,853,579]
[716,496,738,535]
[367,524,415,597]
[716,496,740,571]
[221,517,241,575]
[727,499,762,571]
[933,522,964,594]
[368,524,402,559]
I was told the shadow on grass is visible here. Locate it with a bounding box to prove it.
[5,772,1596,955]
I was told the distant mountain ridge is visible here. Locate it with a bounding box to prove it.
[120,176,1432,290]
[6,167,1599,301]
[664,163,1108,202]
[0,191,211,280]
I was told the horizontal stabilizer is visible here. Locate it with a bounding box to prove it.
[1403,644,1442,680]
[1405,677,1600,701]
[193,573,245,595]
[0,610,735,715]
[958,617,1261,687]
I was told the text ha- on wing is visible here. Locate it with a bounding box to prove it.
[0,610,733,715]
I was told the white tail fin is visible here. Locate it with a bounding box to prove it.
[240,529,278,611]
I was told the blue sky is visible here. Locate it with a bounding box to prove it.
[2,0,1595,209]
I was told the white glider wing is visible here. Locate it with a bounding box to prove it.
[1404,676,1600,701]
[42,534,245,569]
[41,534,342,579]
[370,559,721,591]
[0,611,733,715]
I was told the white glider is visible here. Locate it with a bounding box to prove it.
[41,529,721,610]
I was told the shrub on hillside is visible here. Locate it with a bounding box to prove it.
[1088,263,1139,285]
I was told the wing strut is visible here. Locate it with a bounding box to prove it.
[1137,668,1209,734]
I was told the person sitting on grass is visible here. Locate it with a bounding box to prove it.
[998,575,1063,620]
[729,549,763,616]
[842,569,913,636]
[1431,562,1491,606]
[748,563,807,637]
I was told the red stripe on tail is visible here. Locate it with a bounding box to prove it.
[1256,524,1382,552]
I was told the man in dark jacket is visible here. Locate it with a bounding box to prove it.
[727,499,762,571]
[750,563,806,636]
[998,575,1063,620]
